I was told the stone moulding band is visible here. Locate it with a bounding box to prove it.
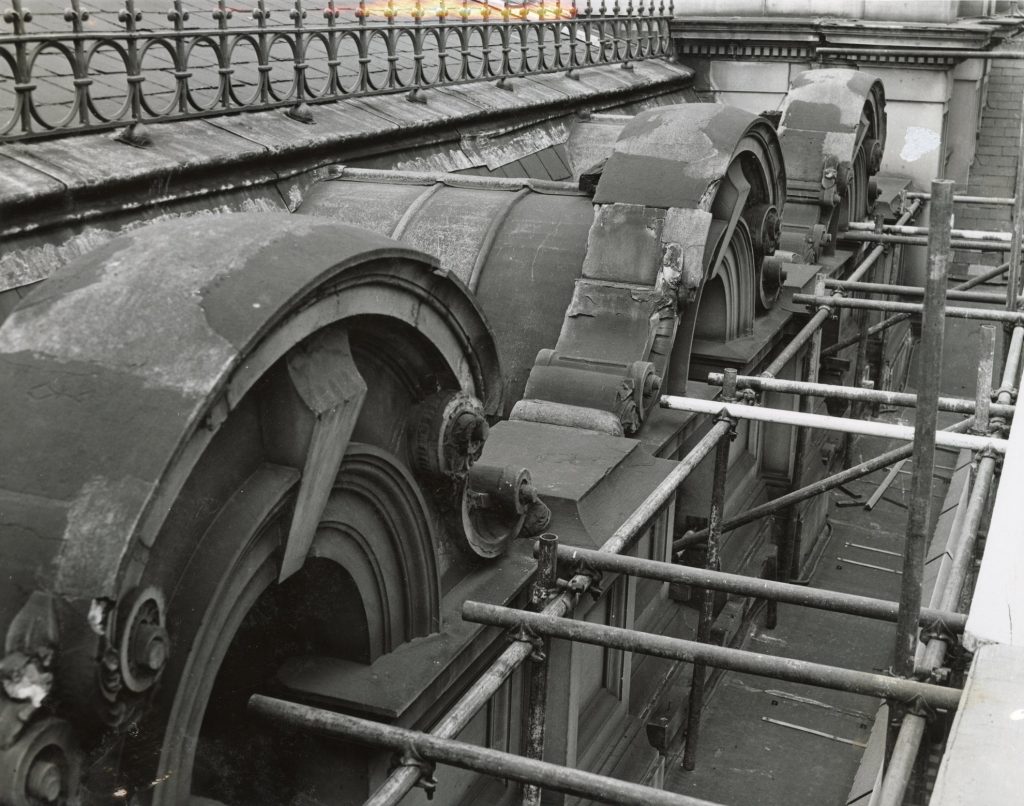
[0,0,674,142]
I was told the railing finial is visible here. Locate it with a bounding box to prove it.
[252,0,270,24]
[166,0,188,26]
[213,0,232,25]
[65,0,88,26]
[118,0,141,30]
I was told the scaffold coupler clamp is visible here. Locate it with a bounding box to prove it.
[558,556,604,601]
[920,616,959,648]
[816,294,837,318]
[993,383,1018,405]
[903,694,938,724]
[737,386,758,406]
[529,578,558,609]
[919,624,961,684]
[392,743,437,799]
[714,408,740,441]
[977,443,1004,466]
[510,622,546,663]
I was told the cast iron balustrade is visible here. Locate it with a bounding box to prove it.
[0,0,674,142]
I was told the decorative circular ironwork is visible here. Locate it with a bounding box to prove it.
[184,35,225,112]
[267,33,299,102]
[0,4,674,142]
[26,41,78,130]
[85,40,131,123]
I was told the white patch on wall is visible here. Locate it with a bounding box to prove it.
[899,126,941,163]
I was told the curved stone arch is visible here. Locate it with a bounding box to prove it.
[778,68,887,259]
[699,217,756,343]
[313,443,443,661]
[625,108,786,393]
[514,105,788,428]
[0,213,498,611]
[0,213,502,804]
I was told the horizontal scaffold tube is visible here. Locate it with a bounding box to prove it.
[822,279,1008,305]
[904,191,1015,204]
[363,418,732,805]
[658,396,1007,454]
[249,696,724,806]
[674,418,976,548]
[706,372,1015,420]
[845,221,1011,242]
[819,262,1010,359]
[762,308,831,378]
[838,231,1008,251]
[553,544,967,633]
[761,202,922,379]
[461,603,962,711]
[793,293,1024,323]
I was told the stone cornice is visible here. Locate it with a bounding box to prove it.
[671,15,1023,66]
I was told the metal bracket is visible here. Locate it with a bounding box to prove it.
[510,623,546,663]
[993,384,1018,404]
[902,694,938,723]
[714,411,740,441]
[558,558,604,601]
[919,617,959,648]
[392,744,437,800]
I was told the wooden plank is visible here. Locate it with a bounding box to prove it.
[864,458,907,511]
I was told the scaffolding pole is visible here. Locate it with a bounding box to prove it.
[793,293,1024,324]
[523,533,559,806]
[460,604,962,711]
[674,418,976,550]
[658,396,1007,454]
[683,396,734,770]
[845,221,1011,243]
[250,696,726,806]
[876,324,1021,806]
[705,372,1015,420]
[893,179,953,681]
[760,202,922,382]
[822,279,1008,305]
[757,205,919,574]
[820,262,1010,360]
[362,419,732,805]
[903,191,1015,205]
[839,230,1008,252]
[1008,86,1024,312]
[553,545,967,633]
[781,275,827,579]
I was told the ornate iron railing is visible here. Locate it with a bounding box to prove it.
[0,0,675,142]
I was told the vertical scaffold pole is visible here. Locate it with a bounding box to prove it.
[1007,89,1024,315]
[682,371,736,771]
[523,533,559,806]
[893,180,953,680]
[782,274,827,580]
[853,243,884,421]
[877,326,1001,806]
